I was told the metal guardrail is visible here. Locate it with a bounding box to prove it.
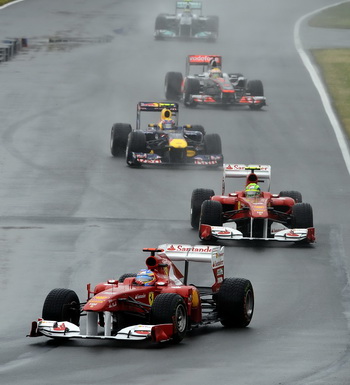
[0,37,27,64]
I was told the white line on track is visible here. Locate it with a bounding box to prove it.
[0,0,25,10]
[294,1,350,176]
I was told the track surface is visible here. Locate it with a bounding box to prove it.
[0,1,349,384]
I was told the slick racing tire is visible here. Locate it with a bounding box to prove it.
[204,133,222,155]
[246,79,264,110]
[150,293,188,343]
[191,188,215,229]
[165,72,183,100]
[206,15,219,34]
[200,200,222,227]
[291,203,313,228]
[279,190,303,203]
[42,288,80,326]
[118,273,137,283]
[155,14,168,30]
[184,78,200,107]
[110,123,132,157]
[126,131,147,167]
[216,278,254,328]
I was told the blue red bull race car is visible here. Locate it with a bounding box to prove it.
[110,102,223,167]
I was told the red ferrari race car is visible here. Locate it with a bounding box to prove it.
[28,244,254,345]
[110,102,223,167]
[191,164,315,243]
[164,55,266,109]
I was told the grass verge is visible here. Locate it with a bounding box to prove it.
[312,49,350,138]
[309,3,350,29]
[309,3,350,138]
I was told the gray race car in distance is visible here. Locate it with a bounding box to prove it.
[155,1,218,41]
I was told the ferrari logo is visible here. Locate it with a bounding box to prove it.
[148,292,154,305]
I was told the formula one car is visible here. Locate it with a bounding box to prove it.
[28,244,254,345]
[164,55,266,110]
[155,1,218,41]
[191,164,315,243]
[110,102,223,167]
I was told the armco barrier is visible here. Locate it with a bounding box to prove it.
[0,37,26,64]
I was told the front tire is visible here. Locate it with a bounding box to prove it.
[126,131,147,167]
[42,288,80,326]
[183,78,200,107]
[291,203,313,228]
[217,278,254,328]
[110,123,132,157]
[191,188,215,229]
[247,79,264,110]
[204,133,222,155]
[165,72,183,100]
[150,293,188,343]
[200,200,222,227]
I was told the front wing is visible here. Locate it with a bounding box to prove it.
[189,94,266,107]
[200,225,316,243]
[155,30,217,40]
[29,319,174,343]
[127,152,223,166]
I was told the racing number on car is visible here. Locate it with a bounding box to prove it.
[148,292,154,305]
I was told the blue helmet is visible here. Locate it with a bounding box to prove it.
[135,269,156,286]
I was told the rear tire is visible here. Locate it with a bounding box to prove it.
[118,273,137,283]
[191,188,215,229]
[217,278,254,328]
[200,200,222,227]
[110,123,132,157]
[150,293,188,343]
[42,288,80,326]
[165,72,183,100]
[189,124,205,135]
[291,203,313,228]
[279,190,302,203]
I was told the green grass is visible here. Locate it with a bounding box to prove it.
[309,3,350,29]
[312,49,350,137]
[308,4,350,138]
[0,0,16,5]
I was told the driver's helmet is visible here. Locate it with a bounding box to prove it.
[209,68,223,79]
[245,183,261,197]
[135,269,156,286]
[160,119,176,130]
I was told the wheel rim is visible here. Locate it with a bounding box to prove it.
[245,289,254,319]
[175,304,187,333]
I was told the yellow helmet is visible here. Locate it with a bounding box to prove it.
[209,68,223,79]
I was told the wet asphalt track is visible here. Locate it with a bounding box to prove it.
[0,0,350,384]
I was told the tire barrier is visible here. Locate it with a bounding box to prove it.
[0,37,26,63]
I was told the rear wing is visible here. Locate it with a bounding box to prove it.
[157,244,224,291]
[136,102,179,130]
[222,163,271,194]
[186,55,222,75]
[176,1,202,10]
